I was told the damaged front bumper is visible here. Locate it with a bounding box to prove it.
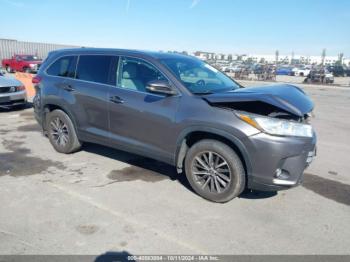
[244,131,317,191]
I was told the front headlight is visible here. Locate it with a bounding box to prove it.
[237,112,313,138]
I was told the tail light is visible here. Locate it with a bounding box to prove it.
[32,75,42,84]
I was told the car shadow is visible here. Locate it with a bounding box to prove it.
[95,251,134,262]
[0,102,33,112]
[83,143,278,200]
[239,189,278,199]
[82,142,193,192]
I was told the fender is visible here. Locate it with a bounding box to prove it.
[175,125,252,176]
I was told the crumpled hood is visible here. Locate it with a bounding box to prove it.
[203,84,314,117]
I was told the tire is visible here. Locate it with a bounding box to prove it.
[6,66,12,73]
[46,109,82,154]
[23,67,30,73]
[184,139,245,203]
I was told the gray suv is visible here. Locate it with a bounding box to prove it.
[33,48,316,202]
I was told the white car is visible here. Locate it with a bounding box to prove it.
[224,65,244,73]
[0,76,27,108]
[294,66,311,77]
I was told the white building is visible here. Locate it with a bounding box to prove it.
[192,50,348,66]
[244,54,342,65]
[193,51,215,60]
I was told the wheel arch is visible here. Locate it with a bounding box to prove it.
[175,127,252,177]
[42,103,78,133]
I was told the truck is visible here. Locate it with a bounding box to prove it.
[1,54,42,73]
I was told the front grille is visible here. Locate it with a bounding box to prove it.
[0,87,11,93]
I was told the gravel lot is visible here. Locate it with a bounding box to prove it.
[0,81,349,255]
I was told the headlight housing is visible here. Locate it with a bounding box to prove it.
[237,112,313,138]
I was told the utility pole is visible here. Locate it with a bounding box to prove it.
[338,53,344,65]
[321,48,326,66]
[291,51,294,65]
[275,50,279,65]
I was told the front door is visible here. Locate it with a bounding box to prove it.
[108,56,180,163]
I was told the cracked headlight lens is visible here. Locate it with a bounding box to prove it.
[237,112,313,138]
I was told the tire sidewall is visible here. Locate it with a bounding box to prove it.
[185,140,245,203]
[46,110,77,154]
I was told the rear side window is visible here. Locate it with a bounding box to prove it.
[46,56,77,78]
[76,55,117,85]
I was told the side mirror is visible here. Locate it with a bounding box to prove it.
[146,80,177,96]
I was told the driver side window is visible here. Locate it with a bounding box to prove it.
[117,57,167,93]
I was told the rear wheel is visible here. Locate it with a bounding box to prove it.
[184,139,245,203]
[6,66,12,73]
[46,109,81,154]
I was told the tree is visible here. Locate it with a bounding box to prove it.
[337,53,344,65]
[246,57,253,64]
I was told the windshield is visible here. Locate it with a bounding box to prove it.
[160,57,240,94]
[20,55,40,61]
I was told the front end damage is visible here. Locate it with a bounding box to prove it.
[203,84,317,191]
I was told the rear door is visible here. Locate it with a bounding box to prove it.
[108,56,180,163]
[69,54,118,142]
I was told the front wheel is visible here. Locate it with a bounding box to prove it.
[46,109,82,154]
[6,66,12,73]
[184,139,245,203]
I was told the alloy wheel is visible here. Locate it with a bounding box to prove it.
[192,151,231,194]
[50,117,69,147]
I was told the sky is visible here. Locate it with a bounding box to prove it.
[1,0,349,56]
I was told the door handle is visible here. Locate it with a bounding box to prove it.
[109,96,124,104]
[61,83,75,92]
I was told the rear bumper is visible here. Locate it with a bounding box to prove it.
[245,132,317,191]
[0,90,27,107]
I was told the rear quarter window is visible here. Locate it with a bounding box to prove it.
[46,56,77,78]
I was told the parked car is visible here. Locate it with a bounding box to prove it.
[294,66,311,77]
[326,65,350,77]
[0,75,27,108]
[221,64,243,73]
[33,48,316,203]
[304,68,334,84]
[276,66,295,76]
[2,54,42,73]
[292,65,311,76]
